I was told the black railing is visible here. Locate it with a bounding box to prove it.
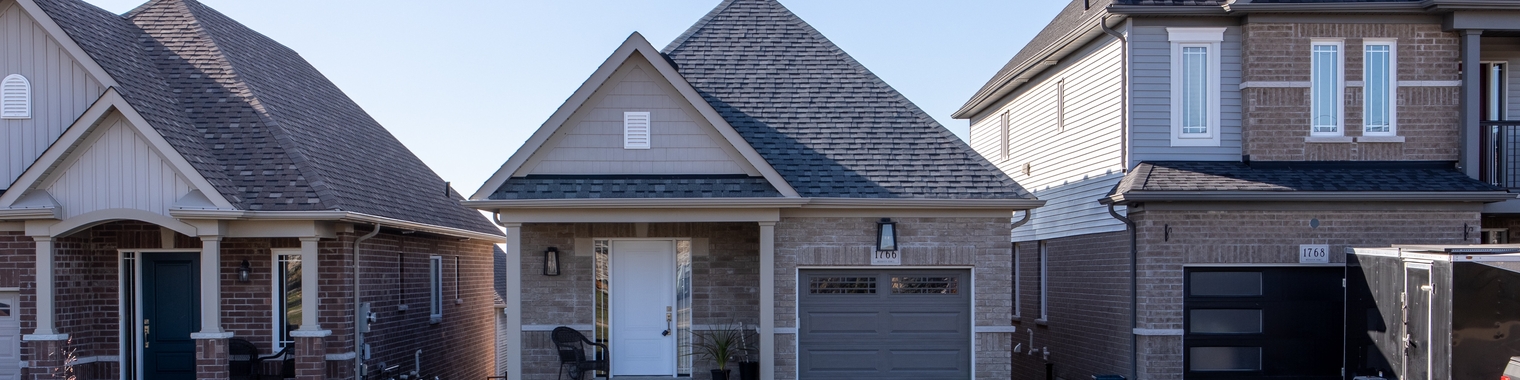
[1483,121,1520,188]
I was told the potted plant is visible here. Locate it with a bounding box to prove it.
[736,323,760,380]
[690,324,742,380]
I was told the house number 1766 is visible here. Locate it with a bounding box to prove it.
[872,250,901,266]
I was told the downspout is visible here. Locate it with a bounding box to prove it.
[1107,203,1137,380]
[1101,16,1130,172]
[354,223,381,379]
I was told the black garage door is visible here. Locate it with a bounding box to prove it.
[798,269,971,380]
[1183,267,1344,379]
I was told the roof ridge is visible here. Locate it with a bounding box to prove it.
[661,0,740,54]
[135,0,345,211]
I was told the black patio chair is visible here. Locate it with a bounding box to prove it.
[551,326,608,380]
[257,345,295,380]
[228,338,260,380]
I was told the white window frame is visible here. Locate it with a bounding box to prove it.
[999,111,1010,161]
[1311,39,1346,136]
[1362,39,1398,136]
[1037,241,1049,322]
[271,249,302,350]
[429,255,443,324]
[2,74,30,119]
[1012,244,1021,318]
[1167,28,1225,147]
[1056,79,1067,133]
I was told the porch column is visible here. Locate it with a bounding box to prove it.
[504,224,523,380]
[758,222,775,380]
[298,237,321,330]
[199,236,223,333]
[1461,29,1484,179]
[29,236,58,337]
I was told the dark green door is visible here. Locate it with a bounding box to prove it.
[142,253,200,380]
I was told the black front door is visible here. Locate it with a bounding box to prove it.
[142,253,200,380]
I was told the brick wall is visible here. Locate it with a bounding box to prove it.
[1128,207,1478,379]
[1241,23,1460,161]
[1011,231,1132,380]
[773,216,1013,380]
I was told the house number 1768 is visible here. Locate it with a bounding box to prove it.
[872,250,901,266]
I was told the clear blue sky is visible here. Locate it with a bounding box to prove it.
[81,0,1067,194]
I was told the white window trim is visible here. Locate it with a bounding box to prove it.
[999,111,1010,162]
[1056,79,1067,133]
[1037,241,1049,323]
[1311,39,1346,137]
[1167,28,1225,147]
[429,255,443,324]
[1363,39,1398,136]
[271,248,301,350]
[2,74,30,120]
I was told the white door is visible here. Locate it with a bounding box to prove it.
[0,291,19,380]
[610,241,676,376]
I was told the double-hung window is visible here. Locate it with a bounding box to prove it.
[1311,40,1345,136]
[273,249,302,349]
[1168,28,1225,146]
[1363,41,1397,135]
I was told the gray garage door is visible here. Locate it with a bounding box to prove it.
[798,269,971,380]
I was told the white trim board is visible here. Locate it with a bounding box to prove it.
[471,32,798,199]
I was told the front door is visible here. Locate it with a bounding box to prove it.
[142,253,200,380]
[1404,264,1432,380]
[0,291,18,380]
[610,241,675,376]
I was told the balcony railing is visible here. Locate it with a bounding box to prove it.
[1483,121,1520,188]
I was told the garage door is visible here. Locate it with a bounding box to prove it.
[798,269,970,380]
[0,292,18,380]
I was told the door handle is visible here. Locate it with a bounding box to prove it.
[662,307,672,336]
[144,319,151,348]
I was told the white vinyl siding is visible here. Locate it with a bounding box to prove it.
[41,114,195,219]
[0,4,108,189]
[1131,24,1242,161]
[1311,41,1344,135]
[1363,41,1396,135]
[2,74,29,119]
[1167,27,1225,147]
[967,34,1125,242]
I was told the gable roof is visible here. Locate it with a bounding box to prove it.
[1104,161,1513,204]
[27,0,498,235]
[661,0,1028,200]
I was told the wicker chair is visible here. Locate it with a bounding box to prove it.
[551,326,608,380]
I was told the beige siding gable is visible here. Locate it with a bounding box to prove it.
[518,55,759,176]
[40,112,194,218]
[0,2,106,190]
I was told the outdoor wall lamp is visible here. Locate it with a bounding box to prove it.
[544,247,561,276]
[877,218,898,251]
[237,259,251,282]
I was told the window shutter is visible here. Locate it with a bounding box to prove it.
[624,112,651,149]
[2,74,30,119]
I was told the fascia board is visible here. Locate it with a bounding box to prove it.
[1106,5,1230,16]
[464,197,1043,211]
[0,89,236,210]
[178,210,506,242]
[1110,191,1516,203]
[1423,0,1520,11]
[802,198,1045,210]
[1224,2,1428,13]
[10,0,119,88]
[470,32,800,199]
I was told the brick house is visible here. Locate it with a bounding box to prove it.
[466,0,1041,379]
[953,0,1519,379]
[0,0,503,379]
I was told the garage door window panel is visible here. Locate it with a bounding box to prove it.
[890,276,959,294]
[809,276,877,294]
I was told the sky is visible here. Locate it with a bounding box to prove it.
[80,0,1068,195]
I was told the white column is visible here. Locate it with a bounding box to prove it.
[504,224,523,380]
[299,237,321,330]
[31,236,58,337]
[199,236,223,334]
[758,222,775,380]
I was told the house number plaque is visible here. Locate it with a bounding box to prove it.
[1299,244,1330,264]
[871,250,901,266]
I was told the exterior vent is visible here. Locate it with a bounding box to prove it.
[624,111,651,149]
[2,74,30,119]
[1021,163,1032,176]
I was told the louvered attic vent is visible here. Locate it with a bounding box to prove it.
[624,111,651,149]
[2,74,30,119]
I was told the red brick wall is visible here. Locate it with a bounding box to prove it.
[1241,23,1460,161]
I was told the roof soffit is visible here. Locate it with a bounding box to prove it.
[471,32,799,199]
[0,88,235,210]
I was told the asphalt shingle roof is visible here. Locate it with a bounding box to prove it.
[492,176,782,199]
[1114,161,1504,193]
[661,0,1028,200]
[32,0,499,235]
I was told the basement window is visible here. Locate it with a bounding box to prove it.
[2,74,30,119]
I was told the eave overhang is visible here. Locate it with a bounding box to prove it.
[165,209,505,242]
[1102,191,1516,205]
[464,197,1045,211]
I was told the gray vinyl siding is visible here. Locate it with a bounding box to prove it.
[1129,25,1243,162]
[1480,36,1520,119]
[0,4,106,189]
[969,35,1125,241]
[1010,173,1126,243]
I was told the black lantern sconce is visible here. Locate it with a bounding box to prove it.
[544,247,561,276]
[876,218,898,251]
[237,259,251,282]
